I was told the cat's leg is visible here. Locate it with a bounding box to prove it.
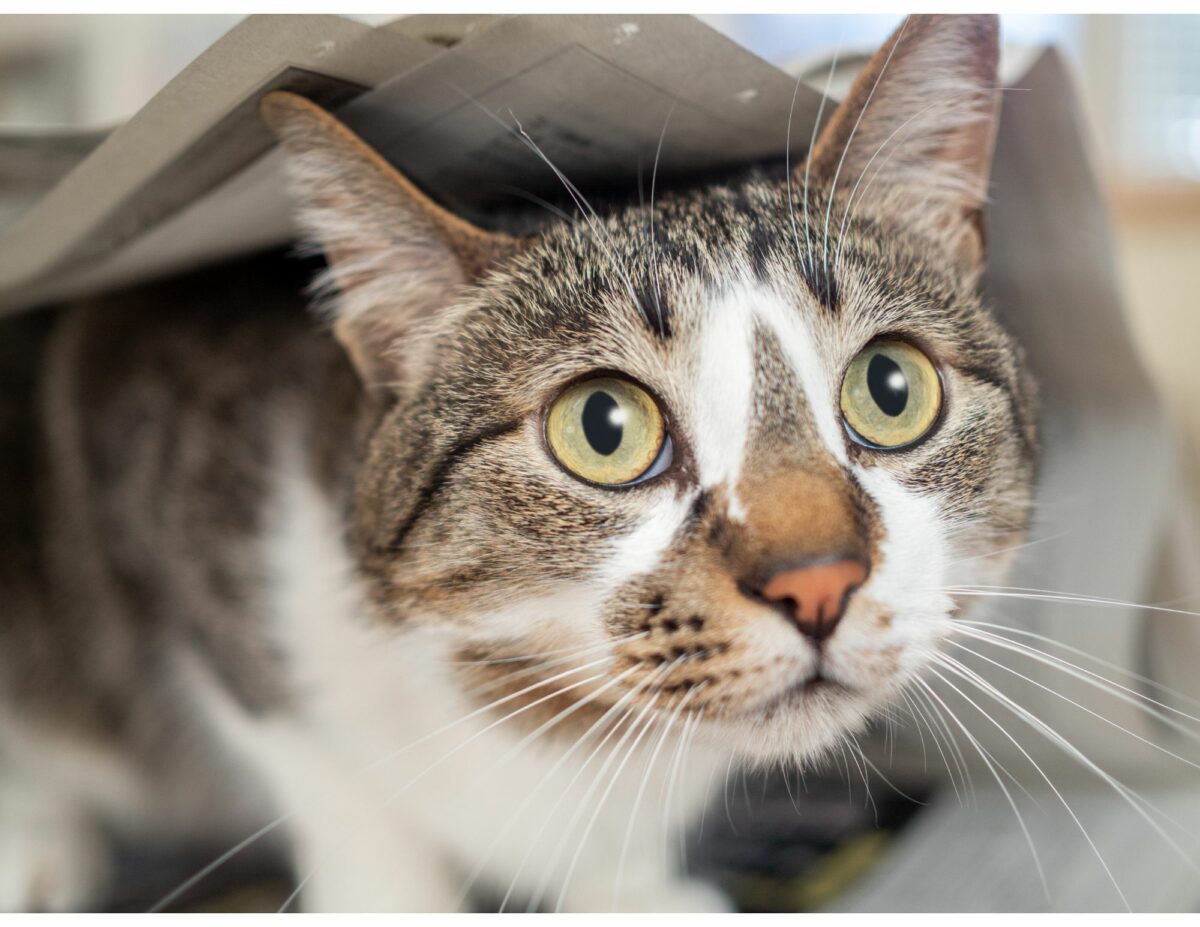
[180,656,462,911]
[532,800,731,912]
[0,775,109,912]
[237,726,461,912]
[541,750,732,913]
[285,795,460,913]
[551,840,732,913]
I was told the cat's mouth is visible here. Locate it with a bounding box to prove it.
[798,672,848,695]
[786,667,855,704]
[756,668,856,716]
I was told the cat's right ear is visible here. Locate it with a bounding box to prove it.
[802,15,1001,271]
[261,91,519,390]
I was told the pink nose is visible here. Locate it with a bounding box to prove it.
[760,559,868,642]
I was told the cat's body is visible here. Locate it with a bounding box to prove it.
[1,257,726,911]
[0,15,1038,912]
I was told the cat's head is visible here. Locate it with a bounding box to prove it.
[264,14,1037,763]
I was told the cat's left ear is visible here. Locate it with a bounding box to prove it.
[804,15,1000,269]
[261,91,519,390]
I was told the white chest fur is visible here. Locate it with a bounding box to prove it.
[187,448,728,912]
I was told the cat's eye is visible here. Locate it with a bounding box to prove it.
[840,340,942,450]
[545,377,671,486]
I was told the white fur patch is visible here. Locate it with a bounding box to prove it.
[690,289,755,518]
[185,431,726,911]
[750,287,850,467]
[597,489,695,591]
[842,467,954,658]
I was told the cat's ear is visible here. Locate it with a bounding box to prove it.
[804,14,1000,268]
[261,91,518,389]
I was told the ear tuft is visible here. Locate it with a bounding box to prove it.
[262,91,518,390]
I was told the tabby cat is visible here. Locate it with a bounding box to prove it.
[0,14,1036,911]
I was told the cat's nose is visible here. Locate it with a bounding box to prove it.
[758,558,868,643]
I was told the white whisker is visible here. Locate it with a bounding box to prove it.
[821,18,909,281]
[910,676,1050,903]
[926,661,1130,910]
[801,34,843,274]
[613,684,699,909]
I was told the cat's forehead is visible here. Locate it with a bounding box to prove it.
[439,179,1020,506]
[499,176,966,337]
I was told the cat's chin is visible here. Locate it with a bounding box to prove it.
[704,653,932,765]
[696,675,878,765]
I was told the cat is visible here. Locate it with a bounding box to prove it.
[0,13,1037,912]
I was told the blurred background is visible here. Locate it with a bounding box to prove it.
[2,13,1199,913]
[1,14,1198,461]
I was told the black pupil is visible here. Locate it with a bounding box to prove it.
[867,353,908,417]
[582,390,623,456]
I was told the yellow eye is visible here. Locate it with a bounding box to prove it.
[840,340,942,449]
[546,377,670,486]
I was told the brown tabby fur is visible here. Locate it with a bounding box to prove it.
[0,14,1036,911]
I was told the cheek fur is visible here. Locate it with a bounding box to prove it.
[849,467,954,633]
[594,489,696,591]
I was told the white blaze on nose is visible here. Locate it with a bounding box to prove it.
[691,289,755,519]
[751,286,849,467]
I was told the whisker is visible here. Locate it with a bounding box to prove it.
[952,625,1200,741]
[896,687,931,772]
[489,665,642,774]
[149,814,288,912]
[908,681,973,806]
[280,669,610,912]
[821,18,909,281]
[671,712,703,868]
[648,101,677,337]
[942,530,1070,570]
[800,34,843,274]
[497,667,664,912]
[488,182,575,223]
[938,655,1200,876]
[442,80,650,324]
[843,733,878,819]
[960,618,1200,716]
[780,756,801,815]
[722,750,739,836]
[613,684,700,909]
[149,648,615,912]
[546,687,671,913]
[460,633,652,702]
[697,740,722,843]
[552,658,692,913]
[447,631,646,668]
[910,676,1050,903]
[525,661,678,912]
[941,586,1200,621]
[948,637,1200,808]
[926,661,1130,909]
[365,653,620,774]
[854,743,927,808]
[456,664,644,909]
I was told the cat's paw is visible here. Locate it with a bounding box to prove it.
[0,809,108,912]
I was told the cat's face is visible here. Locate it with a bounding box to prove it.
[265,14,1037,763]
